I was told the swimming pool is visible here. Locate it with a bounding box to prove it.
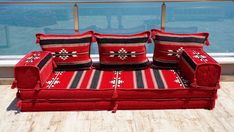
[0,1,234,55]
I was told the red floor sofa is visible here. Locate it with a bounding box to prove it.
[11,29,221,112]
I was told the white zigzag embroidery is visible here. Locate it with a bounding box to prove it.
[171,70,188,87]
[118,48,128,60]
[110,71,124,88]
[109,48,136,60]
[167,47,184,58]
[26,53,40,63]
[193,50,208,62]
[46,72,63,88]
[52,48,77,60]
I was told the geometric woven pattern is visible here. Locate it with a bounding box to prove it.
[94,31,150,69]
[41,68,188,90]
[151,29,209,67]
[36,31,93,68]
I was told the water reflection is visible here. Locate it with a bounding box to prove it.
[0,2,234,55]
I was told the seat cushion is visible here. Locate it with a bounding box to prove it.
[36,31,93,69]
[19,67,217,100]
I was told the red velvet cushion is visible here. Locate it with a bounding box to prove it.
[36,31,93,69]
[14,51,55,89]
[151,29,209,68]
[18,99,213,112]
[19,67,191,100]
[94,31,150,70]
[178,49,221,88]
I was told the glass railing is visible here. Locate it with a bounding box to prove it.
[0,0,234,55]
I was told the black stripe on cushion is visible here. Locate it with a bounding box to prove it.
[90,70,101,89]
[100,62,149,70]
[135,70,144,89]
[69,71,84,89]
[153,69,165,89]
[37,53,52,70]
[153,60,178,68]
[182,52,196,70]
[156,35,206,44]
[55,61,92,71]
[40,37,92,45]
[96,37,148,44]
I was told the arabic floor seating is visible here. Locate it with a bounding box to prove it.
[11,29,221,112]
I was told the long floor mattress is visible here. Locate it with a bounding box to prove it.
[17,68,218,112]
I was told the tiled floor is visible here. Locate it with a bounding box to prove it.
[0,82,234,132]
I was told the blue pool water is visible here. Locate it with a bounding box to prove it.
[0,2,234,55]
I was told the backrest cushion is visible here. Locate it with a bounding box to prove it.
[151,29,209,68]
[36,31,93,69]
[94,31,150,70]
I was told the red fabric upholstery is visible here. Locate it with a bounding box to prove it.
[178,49,221,88]
[18,67,218,100]
[12,30,220,112]
[19,87,217,100]
[18,101,112,112]
[94,31,150,70]
[19,68,188,99]
[14,58,219,112]
[13,51,55,89]
[36,31,93,69]
[18,98,215,112]
[151,29,209,67]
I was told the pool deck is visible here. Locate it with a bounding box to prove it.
[0,82,234,132]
